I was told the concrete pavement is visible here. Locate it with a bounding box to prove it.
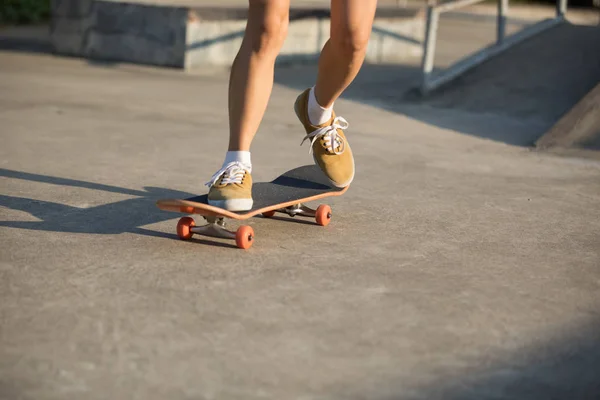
[1,46,599,400]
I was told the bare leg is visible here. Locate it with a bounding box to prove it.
[314,0,377,108]
[228,0,290,151]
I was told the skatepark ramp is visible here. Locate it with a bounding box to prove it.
[535,83,600,152]
[391,18,600,149]
[419,0,569,94]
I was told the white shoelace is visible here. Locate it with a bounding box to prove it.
[205,161,248,188]
[301,116,349,155]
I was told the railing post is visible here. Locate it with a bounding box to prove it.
[497,0,509,44]
[556,0,567,18]
[421,5,439,93]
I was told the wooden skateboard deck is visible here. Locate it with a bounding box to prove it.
[156,165,348,249]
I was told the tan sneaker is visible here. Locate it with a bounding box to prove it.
[206,162,253,211]
[294,88,355,188]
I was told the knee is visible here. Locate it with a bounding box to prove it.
[332,27,371,57]
[247,6,289,58]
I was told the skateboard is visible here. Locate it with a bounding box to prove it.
[156,165,348,249]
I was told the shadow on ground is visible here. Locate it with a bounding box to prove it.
[275,21,600,147]
[393,318,600,400]
[0,168,193,239]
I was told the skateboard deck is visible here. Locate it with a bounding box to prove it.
[156,165,348,249]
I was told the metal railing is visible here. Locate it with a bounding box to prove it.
[420,0,568,94]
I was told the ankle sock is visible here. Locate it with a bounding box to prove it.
[308,86,333,126]
[224,151,251,172]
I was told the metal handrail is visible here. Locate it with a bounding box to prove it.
[420,0,568,94]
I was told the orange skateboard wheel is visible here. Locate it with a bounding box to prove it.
[176,217,195,240]
[236,225,254,249]
[262,210,276,218]
[315,204,331,226]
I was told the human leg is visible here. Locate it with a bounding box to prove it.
[314,0,377,112]
[228,0,290,151]
[294,0,377,187]
[207,0,289,211]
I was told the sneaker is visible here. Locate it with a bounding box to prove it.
[206,161,253,211]
[294,88,355,188]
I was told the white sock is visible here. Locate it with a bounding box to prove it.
[307,86,333,126]
[223,151,251,172]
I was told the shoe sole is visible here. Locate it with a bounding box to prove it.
[208,198,253,211]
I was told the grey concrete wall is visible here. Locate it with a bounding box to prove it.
[51,0,423,70]
[185,17,423,69]
[51,0,187,68]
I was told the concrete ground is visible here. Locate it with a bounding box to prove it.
[1,16,600,400]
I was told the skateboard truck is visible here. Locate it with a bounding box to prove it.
[264,203,330,220]
[283,203,317,218]
[173,203,332,250]
[176,216,255,250]
[192,217,236,240]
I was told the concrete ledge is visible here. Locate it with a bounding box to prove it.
[50,0,424,70]
[535,83,600,151]
[51,0,187,67]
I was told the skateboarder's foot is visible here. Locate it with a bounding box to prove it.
[294,88,355,188]
[206,162,253,211]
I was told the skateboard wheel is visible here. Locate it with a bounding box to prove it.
[315,204,332,227]
[262,211,276,218]
[176,217,195,240]
[236,225,254,249]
